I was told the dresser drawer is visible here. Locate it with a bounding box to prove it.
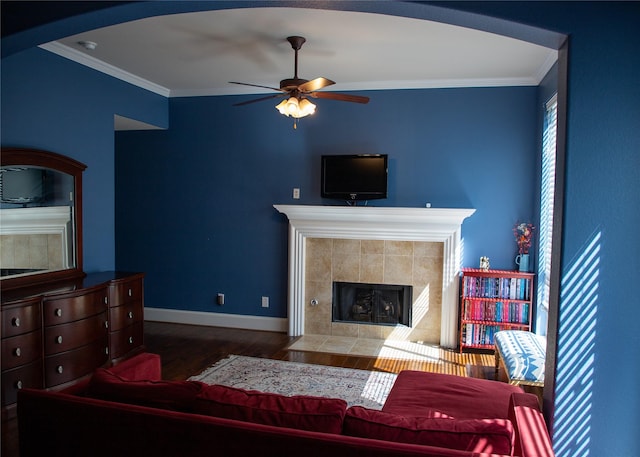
[1,298,41,338]
[109,322,144,360]
[1,360,43,406]
[109,276,143,306]
[1,330,42,370]
[109,302,143,332]
[43,288,108,326]
[44,337,109,388]
[44,312,108,355]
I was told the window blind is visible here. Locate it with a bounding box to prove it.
[537,94,557,330]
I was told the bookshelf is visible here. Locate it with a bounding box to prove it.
[459,268,535,352]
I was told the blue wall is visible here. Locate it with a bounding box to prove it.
[115,87,537,316]
[2,2,639,456]
[1,47,168,272]
[551,7,640,456]
[453,2,640,455]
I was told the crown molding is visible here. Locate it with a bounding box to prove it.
[39,41,170,97]
[39,41,554,99]
[534,51,560,85]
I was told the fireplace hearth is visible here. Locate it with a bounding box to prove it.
[333,282,412,327]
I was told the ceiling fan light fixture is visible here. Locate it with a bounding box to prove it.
[275,99,288,114]
[297,98,316,117]
[275,96,315,119]
[285,96,299,114]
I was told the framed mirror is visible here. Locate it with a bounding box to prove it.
[0,147,86,290]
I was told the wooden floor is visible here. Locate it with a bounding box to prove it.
[145,321,498,380]
[2,321,500,457]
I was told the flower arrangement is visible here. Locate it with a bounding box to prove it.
[513,222,535,254]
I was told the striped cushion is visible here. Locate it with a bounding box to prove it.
[495,331,546,384]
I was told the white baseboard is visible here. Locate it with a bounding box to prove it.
[144,307,288,333]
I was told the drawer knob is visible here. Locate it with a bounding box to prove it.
[56,365,64,374]
[56,335,63,344]
[104,321,109,329]
[128,288,133,297]
[105,347,109,355]
[14,347,21,357]
[104,296,108,305]
[128,311,134,319]
[16,380,23,390]
[128,336,134,344]
[12,317,21,327]
[55,308,62,317]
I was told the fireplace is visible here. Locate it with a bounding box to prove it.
[273,205,475,348]
[333,282,412,326]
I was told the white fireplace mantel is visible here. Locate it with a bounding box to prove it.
[274,205,475,348]
[0,206,73,268]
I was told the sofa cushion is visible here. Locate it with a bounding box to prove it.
[344,406,515,455]
[383,370,523,419]
[194,384,347,434]
[87,368,205,411]
[108,352,162,381]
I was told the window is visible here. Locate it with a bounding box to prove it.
[536,94,557,336]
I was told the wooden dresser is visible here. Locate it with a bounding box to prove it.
[1,271,144,417]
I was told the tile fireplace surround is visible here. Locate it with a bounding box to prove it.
[274,205,475,348]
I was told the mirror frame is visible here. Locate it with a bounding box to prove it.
[1,147,87,290]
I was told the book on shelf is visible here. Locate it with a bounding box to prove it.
[463,275,531,301]
[463,299,529,325]
[463,323,503,346]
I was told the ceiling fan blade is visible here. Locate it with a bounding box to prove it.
[298,77,335,92]
[233,93,285,106]
[309,91,370,104]
[229,81,284,92]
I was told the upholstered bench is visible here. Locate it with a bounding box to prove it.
[494,330,546,387]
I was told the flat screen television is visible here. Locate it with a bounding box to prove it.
[0,167,45,204]
[321,154,388,201]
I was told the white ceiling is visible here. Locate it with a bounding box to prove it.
[38,7,557,130]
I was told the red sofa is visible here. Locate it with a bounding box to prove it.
[17,353,554,457]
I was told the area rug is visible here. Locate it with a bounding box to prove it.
[189,355,397,409]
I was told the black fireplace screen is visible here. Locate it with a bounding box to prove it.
[332,281,412,326]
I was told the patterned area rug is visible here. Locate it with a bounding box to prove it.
[189,355,397,410]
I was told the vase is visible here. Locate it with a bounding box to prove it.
[515,254,530,272]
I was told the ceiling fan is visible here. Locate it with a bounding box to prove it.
[230,36,369,125]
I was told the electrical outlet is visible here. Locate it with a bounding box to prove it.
[293,188,300,199]
[261,296,269,308]
[217,293,224,305]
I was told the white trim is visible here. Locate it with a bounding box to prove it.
[273,205,475,348]
[38,41,554,99]
[144,307,287,333]
[0,206,71,233]
[534,51,560,86]
[39,41,171,97]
